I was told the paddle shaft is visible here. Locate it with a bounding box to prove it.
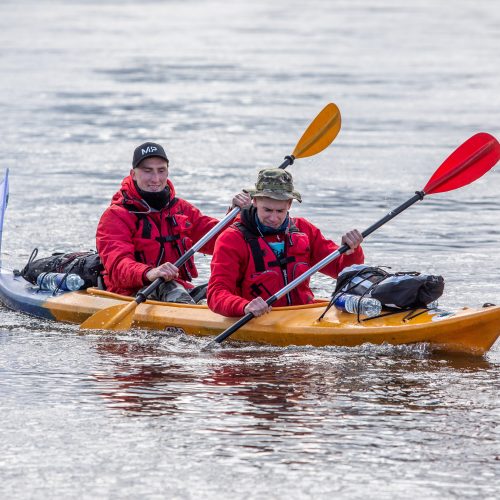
[135,157,297,305]
[212,191,426,344]
[278,155,295,169]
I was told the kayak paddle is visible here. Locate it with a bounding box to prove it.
[208,132,500,346]
[80,102,342,331]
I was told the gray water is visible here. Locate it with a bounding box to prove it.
[1,1,499,498]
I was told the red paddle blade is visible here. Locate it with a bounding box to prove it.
[423,133,500,195]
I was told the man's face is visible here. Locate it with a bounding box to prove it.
[131,157,169,192]
[253,197,292,229]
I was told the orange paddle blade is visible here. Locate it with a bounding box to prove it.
[292,103,341,159]
[80,301,137,331]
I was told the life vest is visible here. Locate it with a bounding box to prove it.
[236,220,315,306]
[125,200,198,282]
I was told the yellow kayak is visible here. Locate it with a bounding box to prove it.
[1,269,499,355]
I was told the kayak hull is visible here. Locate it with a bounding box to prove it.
[1,269,499,355]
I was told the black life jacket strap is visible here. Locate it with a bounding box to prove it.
[166,214,177,227]
[138,215,152,239]
[235,223,266,273]
[250,282,272,298]
[268,256,295,268]
[155,235,180,243]
[288,218,300,234]
[165,196,178,210]
[165,214,192,281]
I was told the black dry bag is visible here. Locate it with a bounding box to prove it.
[334,264,445,310]
[16,248,104,289]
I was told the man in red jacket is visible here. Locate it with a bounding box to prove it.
[96,142,249,303]
[207,168,364,317]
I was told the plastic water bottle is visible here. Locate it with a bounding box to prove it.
[333,293,382,317]
[36,272,85,292]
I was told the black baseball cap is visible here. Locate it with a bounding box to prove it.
[132,142,169,168]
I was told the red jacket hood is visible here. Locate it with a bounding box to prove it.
[110,175,176,213]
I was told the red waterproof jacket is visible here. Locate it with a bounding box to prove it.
[96,176,218,296]
[207,207,365,317]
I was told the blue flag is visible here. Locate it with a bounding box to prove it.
[0,168,10,262]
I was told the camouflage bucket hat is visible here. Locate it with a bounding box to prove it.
[245,168,302,202]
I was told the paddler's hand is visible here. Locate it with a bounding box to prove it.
[231,192,252,209]
[146,262,179,282]
[244,297,272,317]
[341,229,363,255]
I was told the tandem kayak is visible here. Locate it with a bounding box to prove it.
[1,268,499,355]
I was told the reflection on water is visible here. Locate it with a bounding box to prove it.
[94,340,195,415]
[91,335,495,422]
[68,334,499,499]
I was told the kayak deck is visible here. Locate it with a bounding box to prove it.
[1,269,499,355]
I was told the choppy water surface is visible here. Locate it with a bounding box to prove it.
[0,1,499,498]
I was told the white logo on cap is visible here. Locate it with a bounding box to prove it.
[141,146,158,155]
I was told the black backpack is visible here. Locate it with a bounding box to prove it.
[333,264,445,310]
[16,248,104,289]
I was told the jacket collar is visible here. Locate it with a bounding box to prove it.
[111,175,176,213]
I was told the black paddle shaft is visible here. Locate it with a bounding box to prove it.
[278,155,295,169]
[360,191,424,240]
[212,191,426,344]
